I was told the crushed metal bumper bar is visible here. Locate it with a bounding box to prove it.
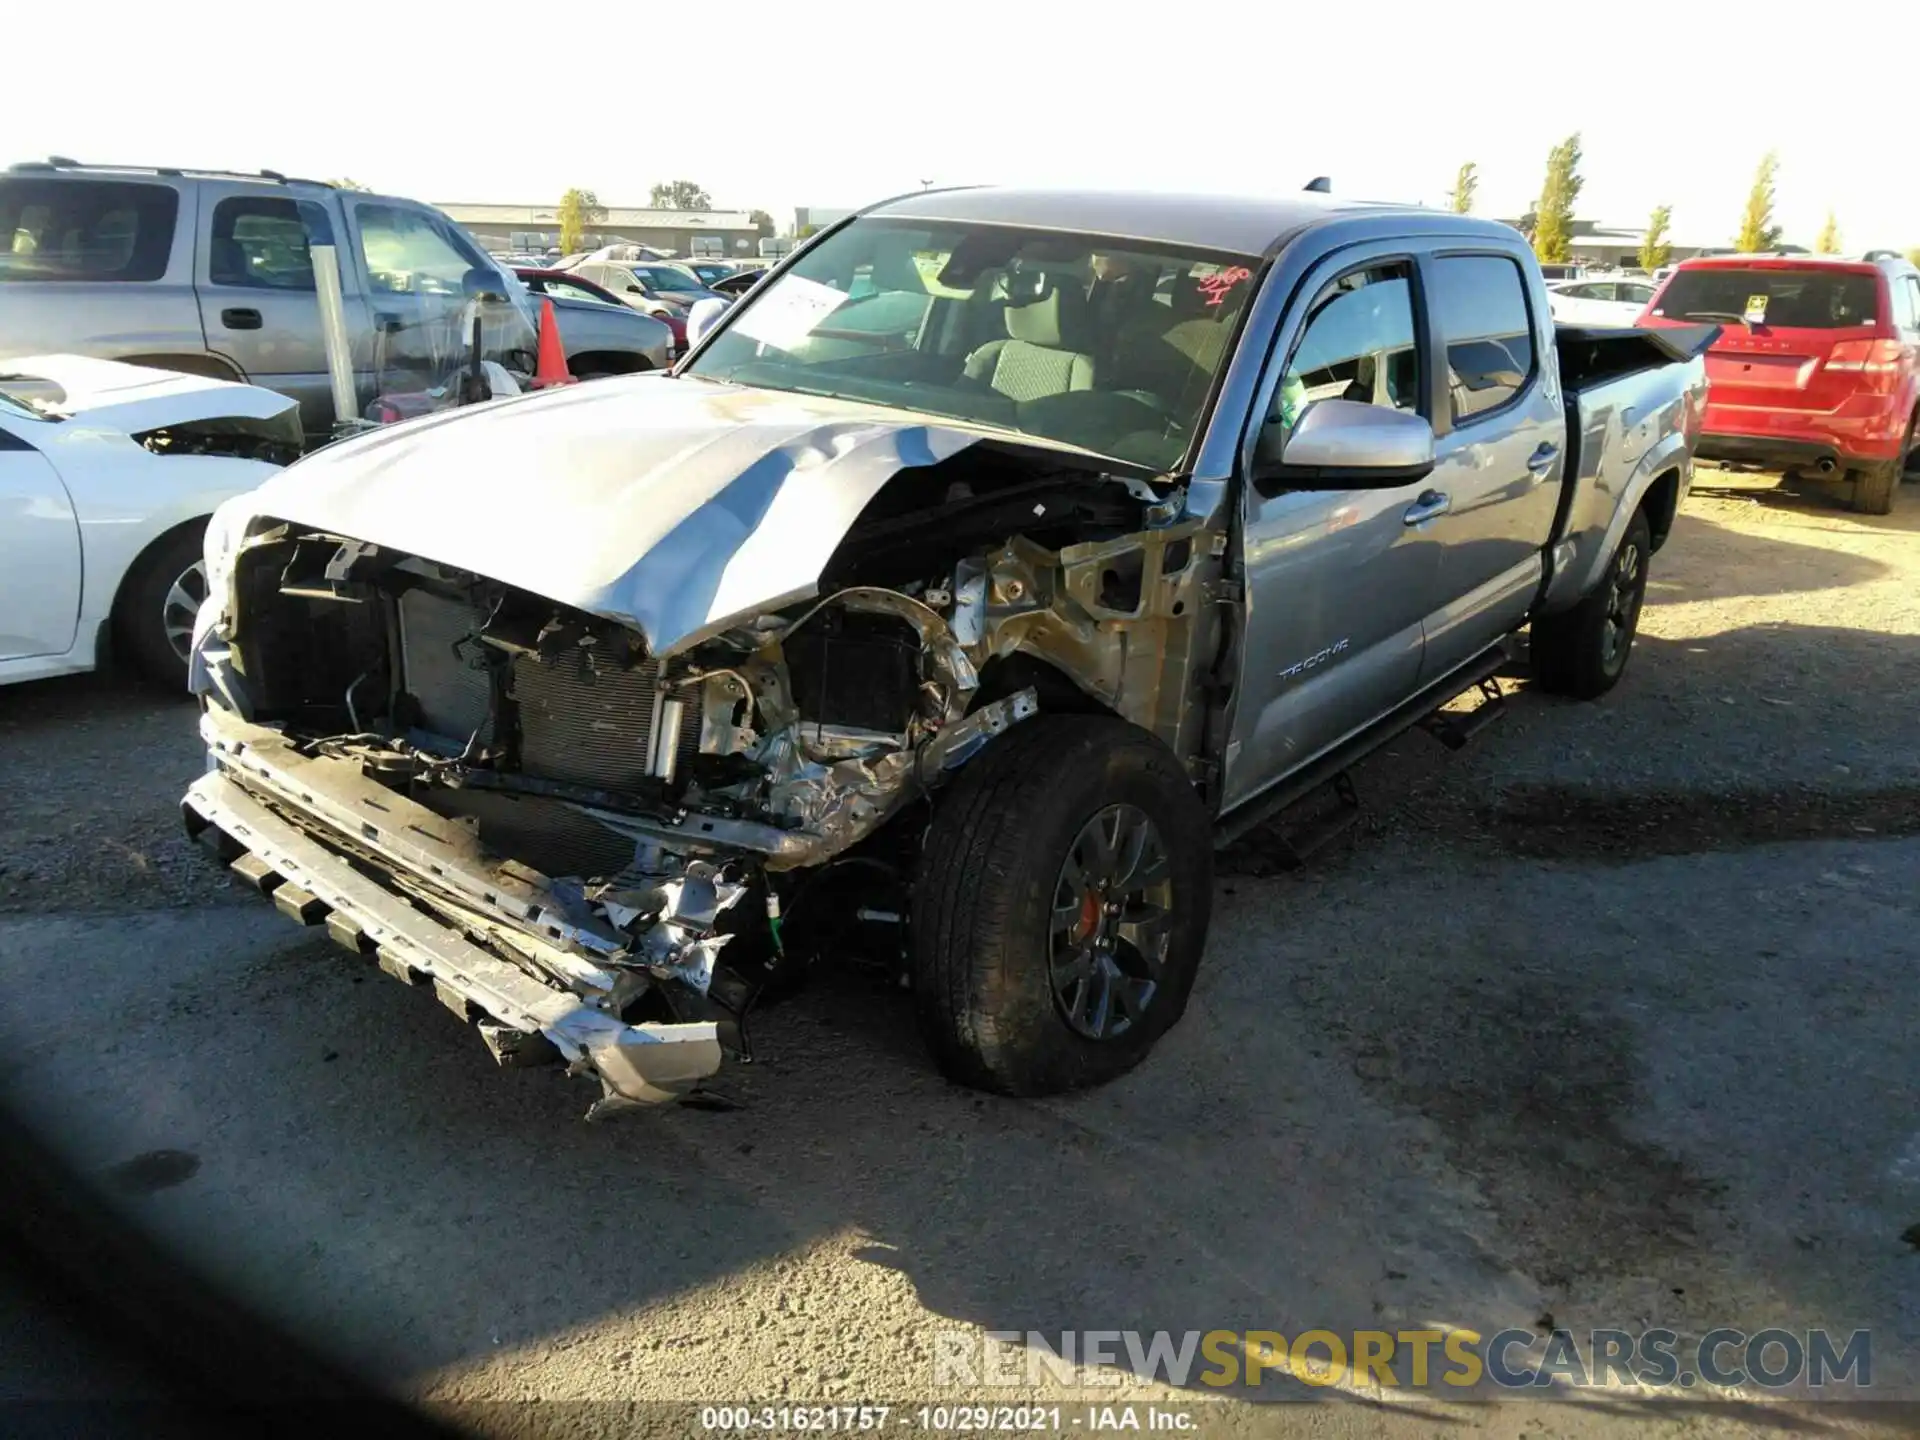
[182,771,722,1114]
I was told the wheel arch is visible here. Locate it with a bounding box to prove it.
[117,353,247,384]
[970,651,1123,722]
[1640,465,1683,551]
[109,513,211,628]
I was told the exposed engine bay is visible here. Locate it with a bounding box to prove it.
[186,442,1227,1114]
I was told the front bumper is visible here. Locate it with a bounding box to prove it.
[182,727,725,1115]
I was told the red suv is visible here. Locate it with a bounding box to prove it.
[1638,254,1920,513]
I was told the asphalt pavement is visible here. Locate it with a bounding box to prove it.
[2,471,1917,1438]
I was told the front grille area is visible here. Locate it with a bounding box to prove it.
[399,590,494,743]
[397,589,700,794]
[513,648,667,790]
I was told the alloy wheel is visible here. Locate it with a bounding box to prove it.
[162,560,208,664]
[1601,540,1643,671]
[1048,803,1175,1041]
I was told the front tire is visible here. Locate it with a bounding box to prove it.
[911,715,1213,1095]
[1530,507,1652,700]
[113,525,207,689]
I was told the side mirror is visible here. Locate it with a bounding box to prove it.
[626,284,644,295]
[686,297,729,349]
[1253,398,1435,490]
[461,266,508,303]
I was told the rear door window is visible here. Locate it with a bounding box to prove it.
[0,178,178,282]
[209,196,323,290]
[1653,268,1881,328]
[1430,254,1537,422]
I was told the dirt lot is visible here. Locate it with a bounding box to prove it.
[2,470,1918,1437]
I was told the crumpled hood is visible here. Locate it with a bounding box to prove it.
[231,375,982,655]
[1,353,299,434]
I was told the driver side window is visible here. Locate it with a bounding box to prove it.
[355,203,484,296]
[1273,263,1421,431]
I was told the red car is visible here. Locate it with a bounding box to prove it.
[1637,253,1920,513]
[515,268,686,360]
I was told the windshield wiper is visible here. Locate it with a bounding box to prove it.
[1677,310,1754,331]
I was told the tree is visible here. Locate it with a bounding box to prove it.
[650,180,713,211]
[1735,152,1783,252]
[1814,211,1842,254]
[1532,134,1584,264]
[795,224,818,240]
[749,209,775,239]
[327,177,371,191]
[1639,204,1673,273]
[1449,162,1478,214]
[557,188,605,253]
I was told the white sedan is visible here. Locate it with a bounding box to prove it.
[0,356,299,689]
[1546,276,1660,327]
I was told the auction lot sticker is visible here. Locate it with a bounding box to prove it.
[731,274,851,351]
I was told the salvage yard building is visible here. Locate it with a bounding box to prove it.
[437,202,759,258]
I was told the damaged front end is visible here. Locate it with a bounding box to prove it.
[185,437,1225,1114]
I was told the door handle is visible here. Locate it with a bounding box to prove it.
[1403,490,1450,525]
[1526,442,1560,475]
[220,307,263,330]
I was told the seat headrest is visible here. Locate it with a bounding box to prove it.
[1005,285,1088,347]
[1167,270,1224,323]
[210,237,247,285]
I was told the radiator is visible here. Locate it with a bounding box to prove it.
[398,590,494,744]
[397,590,700,792]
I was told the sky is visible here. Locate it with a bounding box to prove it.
[10,0,1916,252]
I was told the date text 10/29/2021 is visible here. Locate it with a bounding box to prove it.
[701,1407,1195,1432]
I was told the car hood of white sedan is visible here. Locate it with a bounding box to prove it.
[0,354,300,434]
[230,374,995,657]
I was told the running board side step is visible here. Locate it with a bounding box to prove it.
[1258,770,1361,869]
[1417,676,1508,751]
[1213,641,1511,851]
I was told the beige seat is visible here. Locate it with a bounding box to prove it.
[962,287,1096,402]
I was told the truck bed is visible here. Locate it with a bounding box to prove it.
[1542,323,1718,613]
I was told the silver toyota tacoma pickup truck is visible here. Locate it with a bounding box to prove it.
[180,187,1712,1115]
[0,161,673,441]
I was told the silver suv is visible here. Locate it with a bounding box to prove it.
[0,160,673,439]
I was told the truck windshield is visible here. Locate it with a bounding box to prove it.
[685,218,1261,472]
[1652,268,1881,329]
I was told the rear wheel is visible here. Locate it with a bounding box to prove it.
[113,525,207,689]
[1848,411,1916,515]
[1530,507,1652,700]
[1850,458,1899,515]
[911,715,1212,1095]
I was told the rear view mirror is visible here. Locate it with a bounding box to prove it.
[1254,398,1435,489]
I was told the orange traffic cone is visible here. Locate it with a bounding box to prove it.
[531,296,576,388]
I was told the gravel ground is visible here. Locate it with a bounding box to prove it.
[1,469,1918,1437]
